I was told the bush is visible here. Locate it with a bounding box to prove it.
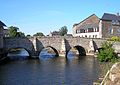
[109,36,120,41]
[98,41,117,62]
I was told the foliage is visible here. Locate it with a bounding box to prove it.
[59,26,68,36]
[8,26,19,37]
[26,35,31,37]
[33,32,44,36]
[17,32,25,37]
[98,41,117,62]
[8,26,25,38]
[109,36,120,42]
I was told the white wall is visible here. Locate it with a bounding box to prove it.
[74,32,101,38]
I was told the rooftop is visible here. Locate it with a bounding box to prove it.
[0,21,6,27]
[101,13,120,21]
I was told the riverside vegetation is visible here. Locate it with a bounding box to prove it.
[95,37,120,85]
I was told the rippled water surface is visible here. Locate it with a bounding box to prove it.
[0,49,100,85]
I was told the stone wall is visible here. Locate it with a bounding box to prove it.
[103,62,120,85]
[102,20,120,38]
[3,37,120,57]
[4,37,34,56]
[0,26,4,49]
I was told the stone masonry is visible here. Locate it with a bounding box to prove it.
[1,36,120,58]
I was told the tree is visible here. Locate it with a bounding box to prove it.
[8,26,19,37]
[8,26,25,37]
[33,32,44,36]
[98,41,117,62]
[17,32,25,37]
[59,26,68,36]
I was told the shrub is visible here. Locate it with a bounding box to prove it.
[110,36,120,41]
[98,41,117,62]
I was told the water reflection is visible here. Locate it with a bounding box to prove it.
[39,49,57,60]
[0,49,101,85]
[67,50,80,60]
[7,48,29,60]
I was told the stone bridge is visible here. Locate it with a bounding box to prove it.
[3,37,104,57]
[2,37,120,58]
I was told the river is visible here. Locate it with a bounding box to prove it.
[0,49,101,85]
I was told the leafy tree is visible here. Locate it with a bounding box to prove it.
[17,32,25,37]
[33,32,44,36]
[59,26,68,36]
[8,26,25,37]
[98,41,117,62]
[8,26,19,37]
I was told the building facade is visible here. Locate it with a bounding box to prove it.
[73,14,102,38]
[0,21,6,49]
[73,13,120,38]
[101,13,120,38]
[49,31,60,37]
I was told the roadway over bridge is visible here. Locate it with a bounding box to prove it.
[1,36,120,58]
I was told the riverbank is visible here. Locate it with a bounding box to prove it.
[93,58,120,85]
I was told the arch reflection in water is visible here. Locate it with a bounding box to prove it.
[67,45,86,59]
[7,48,29,60]
[39,46,59,60]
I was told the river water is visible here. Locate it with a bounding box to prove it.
[0,49,101,85]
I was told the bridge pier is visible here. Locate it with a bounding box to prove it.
[29,51,40,59]
[59,38,66,57]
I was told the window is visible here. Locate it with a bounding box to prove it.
[109,27,113,34]
[76,30,77,33]
[117,28,120,34]
[88,28,94,32]
[95,35,97,38]
[97,27,99,32]
[89,35,91,38]
[112,20,119,25]
[80,29,85,33]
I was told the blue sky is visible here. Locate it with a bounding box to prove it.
[0,0,120,35]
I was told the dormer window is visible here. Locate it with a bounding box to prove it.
[112,20,119,25]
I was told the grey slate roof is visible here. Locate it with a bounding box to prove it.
[0,21,6,27]
[101,13,120,21]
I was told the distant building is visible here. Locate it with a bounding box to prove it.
[73,13,120,38]
[101,13,120,38]
[73,14,101,38]
[0,21,6,49]
[49,31,60,37]
[3,29,9,37]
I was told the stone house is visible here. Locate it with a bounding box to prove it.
[0,21,6,49]
[73,14,101,38]
[49,31,60,37]
[73,13,120,38]
[101,13,120,38]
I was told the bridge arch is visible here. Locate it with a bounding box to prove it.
[6,47,31,58]
[39,46,59,57]
[74,45,86,56]
[67,45,86,57]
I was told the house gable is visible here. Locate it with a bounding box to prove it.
[73,14,100,29]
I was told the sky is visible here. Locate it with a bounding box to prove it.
[0,0,120,35]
